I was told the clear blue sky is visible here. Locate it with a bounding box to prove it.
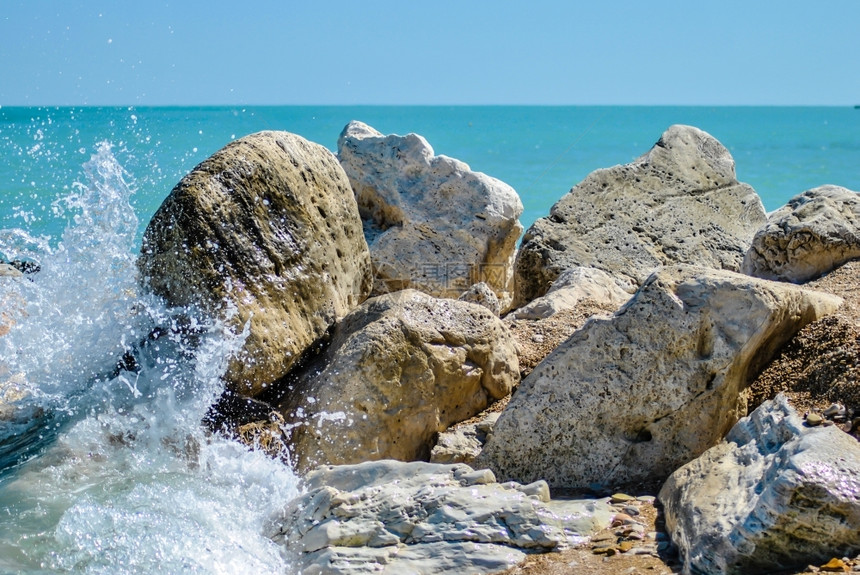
[2,0,859,106]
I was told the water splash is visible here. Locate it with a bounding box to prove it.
[0,145,298,573]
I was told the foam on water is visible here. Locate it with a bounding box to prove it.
[0,145,299,573]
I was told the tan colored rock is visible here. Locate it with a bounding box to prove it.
[478,265,842,491]
[138,131,372,397]
[509,266,632,320]
[660,394,860,575]
[743,185,860,283]
[514,125,767,307]
[458,281,501,316]
[278,290,519,472]
[338,121,523,311]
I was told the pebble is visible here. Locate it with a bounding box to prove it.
[611,493,637,504]
[618,541,634,553]
[531,333,545,343]
[636,495,656,504]
[806,413,824,426]
[821,557,849,572]
[622,505,640,516]
[824,403,846,418]
[593,546,617,556]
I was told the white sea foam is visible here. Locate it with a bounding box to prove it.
[0,144,299,574]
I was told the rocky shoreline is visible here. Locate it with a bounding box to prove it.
[6,121,860,574]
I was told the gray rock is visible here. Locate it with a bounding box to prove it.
[138,131,373,397]
[458,282,501,316]
[278,290,519,472]
[659,394,860,575]
[514,125,766,307]
[743,185,860,283]
[267,460,616,575]
[478,265,842,491]
[338,121,523,312]
[430,412,500,465]
[509,266,632,320]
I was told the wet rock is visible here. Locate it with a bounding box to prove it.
[338,121,523,311]
[138,131,372,397]
[478,265,841,491]
[659,394,860,575]
[743,185,860,283]
[514,125,766,307]
[278,290,519,472]
[267,459,616,575]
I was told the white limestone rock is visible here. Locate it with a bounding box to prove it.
[478,265,842,491]
[458,281,501,316]
[267,460,616,575]
[659,394,860,575]
[337,121,523,312]
[743,185,860,283]
[514,125,767,307]
[278,290,519,472]
[509,266,632,320]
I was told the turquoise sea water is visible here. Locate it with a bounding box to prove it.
[0,106,857,573]
[2,106,858,247]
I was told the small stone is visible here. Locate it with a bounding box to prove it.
[618,541,634,553]
[531,333,545,343]
[591,533,616,544]
[622,505,640,516]
[806,413,824,426]
[611,493,637,504]
[824,403,846,418]
[636,495,656,504]
[593,546,617,556]
[821,558,849,572]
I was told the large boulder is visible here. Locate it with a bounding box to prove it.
[514,125,767,307]
[743,185,860,283]
[337,121,523,311]
[659,394,860,575]
[477,265,842,491]
[138,131,373,397]
[278,290,519,472]
[267,460,616,575]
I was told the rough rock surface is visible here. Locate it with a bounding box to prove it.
[514,125,767,307]
[743,185,860,283]
[337,121,523,311]
[267,460,616,575]
[508,267,632,320]
[659,394,860,575]
[278,290,519,472]
[138,131,372,396]
[478,265,842,491]
[458,281,501,316]
[430,412,499,465]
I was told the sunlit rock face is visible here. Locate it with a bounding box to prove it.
[277,290,519,473]
[660,394,860,575]
[337,121,523,312]
[139,131,373,397]
[478,265,841,491]
[514,124,767,307]
[743,185,860,283]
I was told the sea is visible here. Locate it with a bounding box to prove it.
[0,106,857,573]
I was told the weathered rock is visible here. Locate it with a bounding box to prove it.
[514,125,767,307]
[743,185,860,283]
[458,281,501,316]
[478,265,842,491]
[138,131,372,397]
[337,121,523,311]
[509,266,632,320]
[278,290,519,472]
[430,412,499,465]
[267,460,616,575]
[659,394,860,575]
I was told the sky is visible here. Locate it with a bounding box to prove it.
[1,0,859,106]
